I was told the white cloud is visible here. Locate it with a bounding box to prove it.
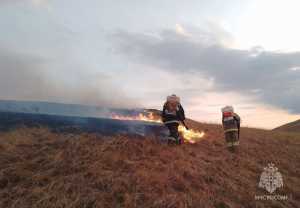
[31,0,51,11]
[234,0,300,51]
[31,0,47,6]
[112,24,300,115]
[290,66,300,71]
[175,24,191,37]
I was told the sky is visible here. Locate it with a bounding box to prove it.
[1,0,300,129]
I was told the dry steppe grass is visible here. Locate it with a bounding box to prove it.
[0,124,299,208]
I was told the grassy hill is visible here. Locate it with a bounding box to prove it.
[274,119,300,133]
[0,122,299,207]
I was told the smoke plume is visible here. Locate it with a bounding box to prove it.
[0,47,139,108]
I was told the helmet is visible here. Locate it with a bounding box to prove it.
[167,94,180,103]
[221,106,234,113]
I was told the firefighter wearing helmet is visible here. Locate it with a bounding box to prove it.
[221,106,241,152]
[161,94,185,144]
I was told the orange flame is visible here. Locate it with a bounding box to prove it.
[111,112,162,123]
[178,126,205,143]
[110,112,205,143]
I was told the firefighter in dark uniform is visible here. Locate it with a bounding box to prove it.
[221,106,241,152]
[162,95,185,145]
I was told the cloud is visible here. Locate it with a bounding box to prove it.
[31,0,47,6]
[0,0,49,8]
[0,47,138,108]
[111,24,300,113]
[30,0,52,10]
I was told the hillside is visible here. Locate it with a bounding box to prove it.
[0,123,299,207]
[274,119,300,133]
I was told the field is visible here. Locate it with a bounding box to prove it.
[0,122,299,208]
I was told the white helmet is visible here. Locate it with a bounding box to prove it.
[221,105,234,113]
[167,94,180,103]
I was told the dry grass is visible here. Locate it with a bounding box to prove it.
[273,118,300,133]
[0,125,299,208]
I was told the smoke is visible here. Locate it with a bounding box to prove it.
[0,47,139,108]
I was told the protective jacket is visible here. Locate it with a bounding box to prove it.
[162,102,185,125]
[222,112,240,133]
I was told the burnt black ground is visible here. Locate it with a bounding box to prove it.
[0,111,167,137]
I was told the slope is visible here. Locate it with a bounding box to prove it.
[0,122,299,208]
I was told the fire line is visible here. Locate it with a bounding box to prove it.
[110,112,205,143]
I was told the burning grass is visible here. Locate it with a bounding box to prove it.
[0,127,300,208]
[111,111,206,143]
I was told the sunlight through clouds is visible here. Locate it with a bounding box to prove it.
[234,0,300,51]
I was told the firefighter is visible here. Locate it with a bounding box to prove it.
[162,94,185,144]
[221,106,241,152]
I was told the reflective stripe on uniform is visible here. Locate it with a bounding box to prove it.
[224,128,238,133]
[167,137,176,141]
[164,120,180,124]
[227,141,239,147]
[165,112,176,115]
[227,142,234,147]
[223,116,234,121]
